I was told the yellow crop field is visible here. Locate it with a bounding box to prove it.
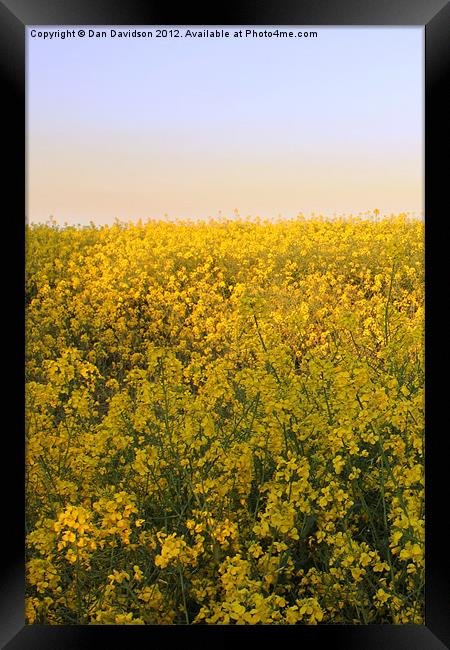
[25,215,424,625]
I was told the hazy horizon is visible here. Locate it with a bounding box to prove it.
[27,26,424,226]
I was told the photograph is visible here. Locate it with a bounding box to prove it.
[25,24,425,626]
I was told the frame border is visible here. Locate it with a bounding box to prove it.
[3,0,449,647]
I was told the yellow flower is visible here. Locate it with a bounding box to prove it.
[25,215,424,624]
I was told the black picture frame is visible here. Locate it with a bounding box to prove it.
[3,0,449,647]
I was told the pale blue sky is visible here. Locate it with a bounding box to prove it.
[27,27,424,224]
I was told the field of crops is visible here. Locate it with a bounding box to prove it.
[25,215,424,625]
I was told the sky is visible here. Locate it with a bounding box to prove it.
[27,26,424,225]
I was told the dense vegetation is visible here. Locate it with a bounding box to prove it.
[25,215,424,624]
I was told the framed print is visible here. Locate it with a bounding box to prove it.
[1,0,449,647]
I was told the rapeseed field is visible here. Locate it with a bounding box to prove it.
[25,215,424,624]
